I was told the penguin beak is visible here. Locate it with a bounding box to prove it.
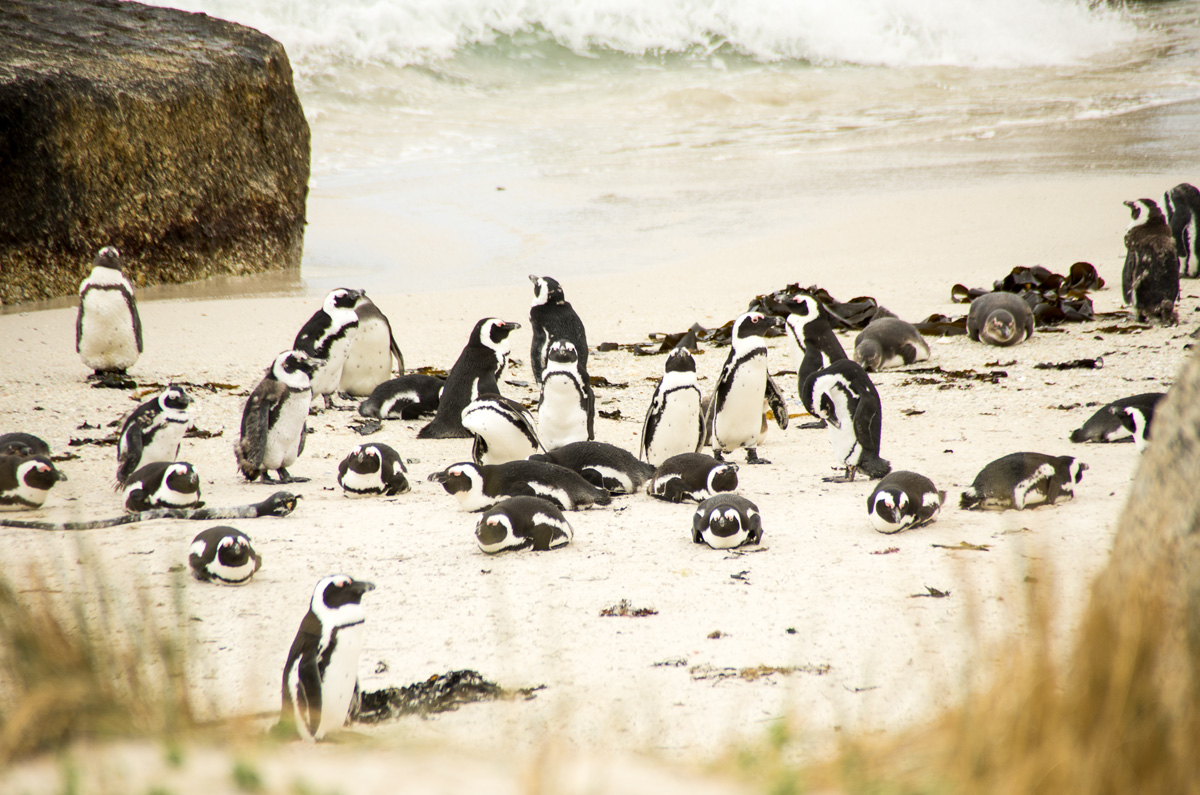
[528,274,539,284]
[350,580,376,595]
[505,321,522,331]
[427,471,448,483]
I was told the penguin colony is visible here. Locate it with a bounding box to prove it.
[4,192,1192,741]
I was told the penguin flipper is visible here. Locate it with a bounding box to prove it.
[75,304,83,353]
[238,380,286,476]
[765,375,789,430]
[387,325,405,375]
[116,424,144,486]
[127,290,144,353]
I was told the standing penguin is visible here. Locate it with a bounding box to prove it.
[76,247,143,382]
[537,340,595,449]
[866,471,944,534]
[123,461,203,512]
[691,493,762,550]
[707,312,786,464]
[339,296,405,397]
[337,443,410,496]
[236,351,317,484]
[803,359,891,482]
[529,275,588,385]
[782,293,848,427]
[967,292,1035,347]
[294,288,367,409]
[1164,182,1200,278]
[475,496,574,553]
[188,526,263,585]
[461,394,543,465]
[0,455,67,509]
[418,318,521,439]
[640,347,704,467]
[961,452,1087,511]
[116,384,193,486]
[280,575,376,741]
[1122,198,1180,326]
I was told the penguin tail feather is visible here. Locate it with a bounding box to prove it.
[960,489,983,510]
[592,488,613,506]
[860,456,892,480]
[1068,428,1091,443]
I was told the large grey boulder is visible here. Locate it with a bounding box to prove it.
[0,0,310,305]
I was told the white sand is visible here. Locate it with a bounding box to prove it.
[0,174,1191,776]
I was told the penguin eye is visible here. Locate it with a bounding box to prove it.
[332,576,350,588]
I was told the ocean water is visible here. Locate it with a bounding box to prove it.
[143,0,1200,295]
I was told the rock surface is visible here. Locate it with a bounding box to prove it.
[0,0,309,305]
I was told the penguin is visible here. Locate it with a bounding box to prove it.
[537,340,595,450]
[691,493,762,550]
[1122,198,1180,325]
[339,296,405,397]
[0,454,67,509]
[188,526,263,585]
[706,311,787,465]
[293,288,367,409]
[854,317,930,372]
[803,359,891,482]
[76,246,143,380]
[358,374,444,420]
[529,441,656,494]
[0,433,51,457]
[960,452,1087,511]
[337,443,410,496]
[782,292,849,427]
[1069,393,1165,452]
[418,318,521,439]
[461,393,543,466]
[475,496,574,553]
[866,471,945,534]
[116,384,193,486]
[529,275,588,385]
[967,292,1035,347]
[427,460,611,512]
[639,346,704,467]
[1163,183,1200,278]
[647,452,738,503]
[123,461,203,512]
[236,350,317,484]
[280,575,376,741]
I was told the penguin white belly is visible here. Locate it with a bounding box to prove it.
[646,390,702,466]
[538,378,589,450]
[714,358,766,450]
[339,468,384,496]
[1,474,49,509]
[826,392,862,466]
[189,540,256,584]
[340,320,392,396]
[264,393,310,470]
[311,335,356,397]
[79,291,139,370]
[452,488,499,512]
[315,622,364,740]
[141,421,189,465]
[462,410,537,465]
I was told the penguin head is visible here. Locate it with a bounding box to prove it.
[1124,198,1166,229]
[547,340,578,365]
[733,311,781,343]
[325,288,365,313]
[273,350,317,387]
[164,463,201,494]
[529,275,565,307]
[160,384,191,412]
[346,445,382,475]
[982,310,1018,346]
[428,463,482,495]
[475,318,522,351]
[783,293,821,321]
[664,347,696,374]
[707,462,739,495]
[707,507,744,539]
[93,246,123,271]
[18,457,67,489]
[312,575,376,621]
[1062,457,1088,484]
[854,339,884,372]
[871,490,907,524]
[214,530,256,567]
[475,511,517,554]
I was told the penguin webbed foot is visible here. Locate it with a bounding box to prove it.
[798,419,828,430]
[822,466,857,483]
[88,370,137,390]
[745,449,770,465]
[275,469,309,484]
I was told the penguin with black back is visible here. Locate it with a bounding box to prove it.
[1069,392,1165,452]
[475,496,574,553]
[76,246,143,385]
[0,454,67,509]
[640,346,704,467]
[418,318,521,439]
[866,471,944,534]
[691,493,762,550]
[961,453,1087,511]
[782,292,848,428]
[1164,183,1200,278]
[294,288,367,409]
[337,443,410,496]
[967,292,1034,347]
[123,461,203,512]
[529,275,588,386]
[428,460,611,512]
[280,575,376,741]
[530,440,655,494]
[707,311,787,464]
[0,433,51,458]
[1122,198,1180,325]
[648,452,738,503]
[803,359,891,482]
[236,351,317,484]
[358,374,444,419]
[116,384,193,486]
[188,526,263,585]
[461,393,543,465]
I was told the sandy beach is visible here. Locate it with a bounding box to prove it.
[0,171,1192,792]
